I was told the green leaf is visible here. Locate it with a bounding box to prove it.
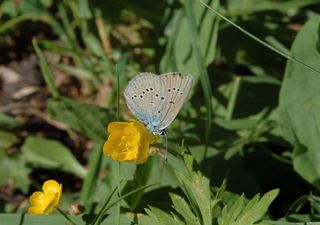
[0,113,24,130]
[82,33,105,58]
[0,214,83,225]
[161,0,219,76]
[122,158,154,210]
[0,14,33,34]
[219,189,279,225]
[32,39,59,97]
[160,0,217,147]
[175,155,212,225]
[278,15,320,187]
[57,63,98,82]
[226,0,320,16]
[0,213,133,225]
[47,96,113,141]
[0,131,19,149]
[221,194,245,225]
[1,0,18,17]
[79,140,104,208]
[170,193,200,225]
[0,154,31,193]
[21,136,87,178]
[78,0,92,19]
[140,207,185,225]
[264,214,320,224]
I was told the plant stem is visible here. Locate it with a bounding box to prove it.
[56,207,77,225]
[199,0,320,75]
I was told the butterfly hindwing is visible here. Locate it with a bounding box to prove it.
[157,72,193,130]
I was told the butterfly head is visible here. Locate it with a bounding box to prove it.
[146,123,166,136]
[154,130,166,136]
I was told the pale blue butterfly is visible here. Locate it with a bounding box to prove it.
[124,72,193,136]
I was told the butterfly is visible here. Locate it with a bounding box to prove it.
[124,72,193,136]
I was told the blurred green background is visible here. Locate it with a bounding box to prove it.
[1,0,320,224]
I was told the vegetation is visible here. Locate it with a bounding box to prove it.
[1,0,320,224]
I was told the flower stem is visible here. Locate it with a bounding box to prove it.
[56,207,77,225]
[116,162,121,225]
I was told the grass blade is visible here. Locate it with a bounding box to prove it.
[185,0,214,156]
[32,39,59,97]
[79,140,104,209]
[199,0,320,75]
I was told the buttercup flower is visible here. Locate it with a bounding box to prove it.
[28,179,62,214]
[103,120,159,163]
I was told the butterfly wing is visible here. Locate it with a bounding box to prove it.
[124,72,166,128]
[157,72,193,130]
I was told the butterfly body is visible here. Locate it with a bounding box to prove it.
[124,72,193,135]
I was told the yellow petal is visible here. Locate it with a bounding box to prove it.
[28,206,46,215]
[103,120,159,163]
[108,121,133,133]
[28,192,53,214]
[42,192,58,214]
[43,180,60,194]
[28,179,62,215]
[29,191,45,207]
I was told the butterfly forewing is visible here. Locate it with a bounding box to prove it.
[157,73,193,130]
[124,72,192,134]
[124,73,165,127]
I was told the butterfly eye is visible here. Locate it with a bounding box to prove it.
[161,97,165,100]
[150,88,153,91]
[155,93,159,97]
[146,88,149,91]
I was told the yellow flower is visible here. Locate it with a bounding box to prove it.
[103,120,159,163]
[28,179,62,214]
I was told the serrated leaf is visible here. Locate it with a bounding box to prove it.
[240,189,279,224]
[170,193,200,225]
[22,136,87,178]
[226,194,245,225]
[139,214,158,225]
[219,189,279,225]
[175,170,211,225]
[144,206,185,225]
[240,194,260,215]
